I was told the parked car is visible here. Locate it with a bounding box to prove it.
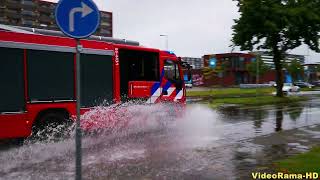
[293,81,315,88]
[185,82,193,88]
[282,83,300,93]
[269,81,276,87]
[310,80,320,87]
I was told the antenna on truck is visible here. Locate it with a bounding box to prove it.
[0,24,140,46]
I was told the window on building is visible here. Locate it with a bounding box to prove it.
[21,10,35,16]
[224,57,231,68]
[239,57,245,69]
[232,57,240,68]
[21,19,35,26]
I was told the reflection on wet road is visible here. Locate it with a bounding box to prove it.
[1,98,320,179]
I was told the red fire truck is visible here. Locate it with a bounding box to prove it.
[0,25,188,140]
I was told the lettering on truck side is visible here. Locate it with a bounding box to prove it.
[114,48,119,66]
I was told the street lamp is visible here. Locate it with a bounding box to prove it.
[160,34,169,50]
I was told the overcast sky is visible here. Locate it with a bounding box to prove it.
[46,0,320,63]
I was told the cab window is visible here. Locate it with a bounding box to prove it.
[164,60,180,81]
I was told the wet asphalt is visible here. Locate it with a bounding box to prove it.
[0,97,320,180]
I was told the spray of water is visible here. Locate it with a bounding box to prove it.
[0,103,221,180]
[174,104,222,148]
[80,102,181,135]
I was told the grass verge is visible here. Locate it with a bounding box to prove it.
[187,88,274,98]
[209,96,308,108]
[274,147,320,173]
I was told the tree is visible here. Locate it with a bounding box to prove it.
[316,65,320,73]
[284,59,304,81]
[247,57,271,82]
[232,0,320,97]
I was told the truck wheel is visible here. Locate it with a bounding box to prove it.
[7,138,25,146]
[30,112,72,142]
[14,138,25,145]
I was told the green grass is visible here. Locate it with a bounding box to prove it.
[187,88,274,98]
[274,147,320,173]
[209,96,308,108]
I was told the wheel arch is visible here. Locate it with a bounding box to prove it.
[32,108,72,128]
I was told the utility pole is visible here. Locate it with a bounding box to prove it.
[256,56,260,97]
[256,57,260,84]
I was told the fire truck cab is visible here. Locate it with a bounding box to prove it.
[0,25,187,139]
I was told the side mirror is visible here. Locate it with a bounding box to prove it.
[179,61,192,81]
[188,71,192,81]
[187,65,192,81]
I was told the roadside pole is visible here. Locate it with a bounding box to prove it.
[256,58,259,97]
[55,0,100,179]
[160,34,169,50]
[75,39,82,180]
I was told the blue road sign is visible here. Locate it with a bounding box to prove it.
[55,0,100,39]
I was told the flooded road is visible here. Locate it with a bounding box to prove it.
[1,98,320,180]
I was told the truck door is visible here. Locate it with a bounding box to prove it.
[161,60,184,102]
[120,49,161,103]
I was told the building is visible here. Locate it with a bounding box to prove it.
[203,53,255,86]
[200,51,307,87]
[202,53,276,87]
[0,0,112,37]
[181,57,203,70]
[254,51,306,69]
[303,63,320,82]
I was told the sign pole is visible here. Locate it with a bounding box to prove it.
[75,39,82,180]
[55,1,100,179]
[256,57,259,97]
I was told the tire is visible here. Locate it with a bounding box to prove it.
[30,112,72,142]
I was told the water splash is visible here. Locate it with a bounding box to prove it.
[0,103,221,180]
[81,102,183,135]
[174,104,221,148]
